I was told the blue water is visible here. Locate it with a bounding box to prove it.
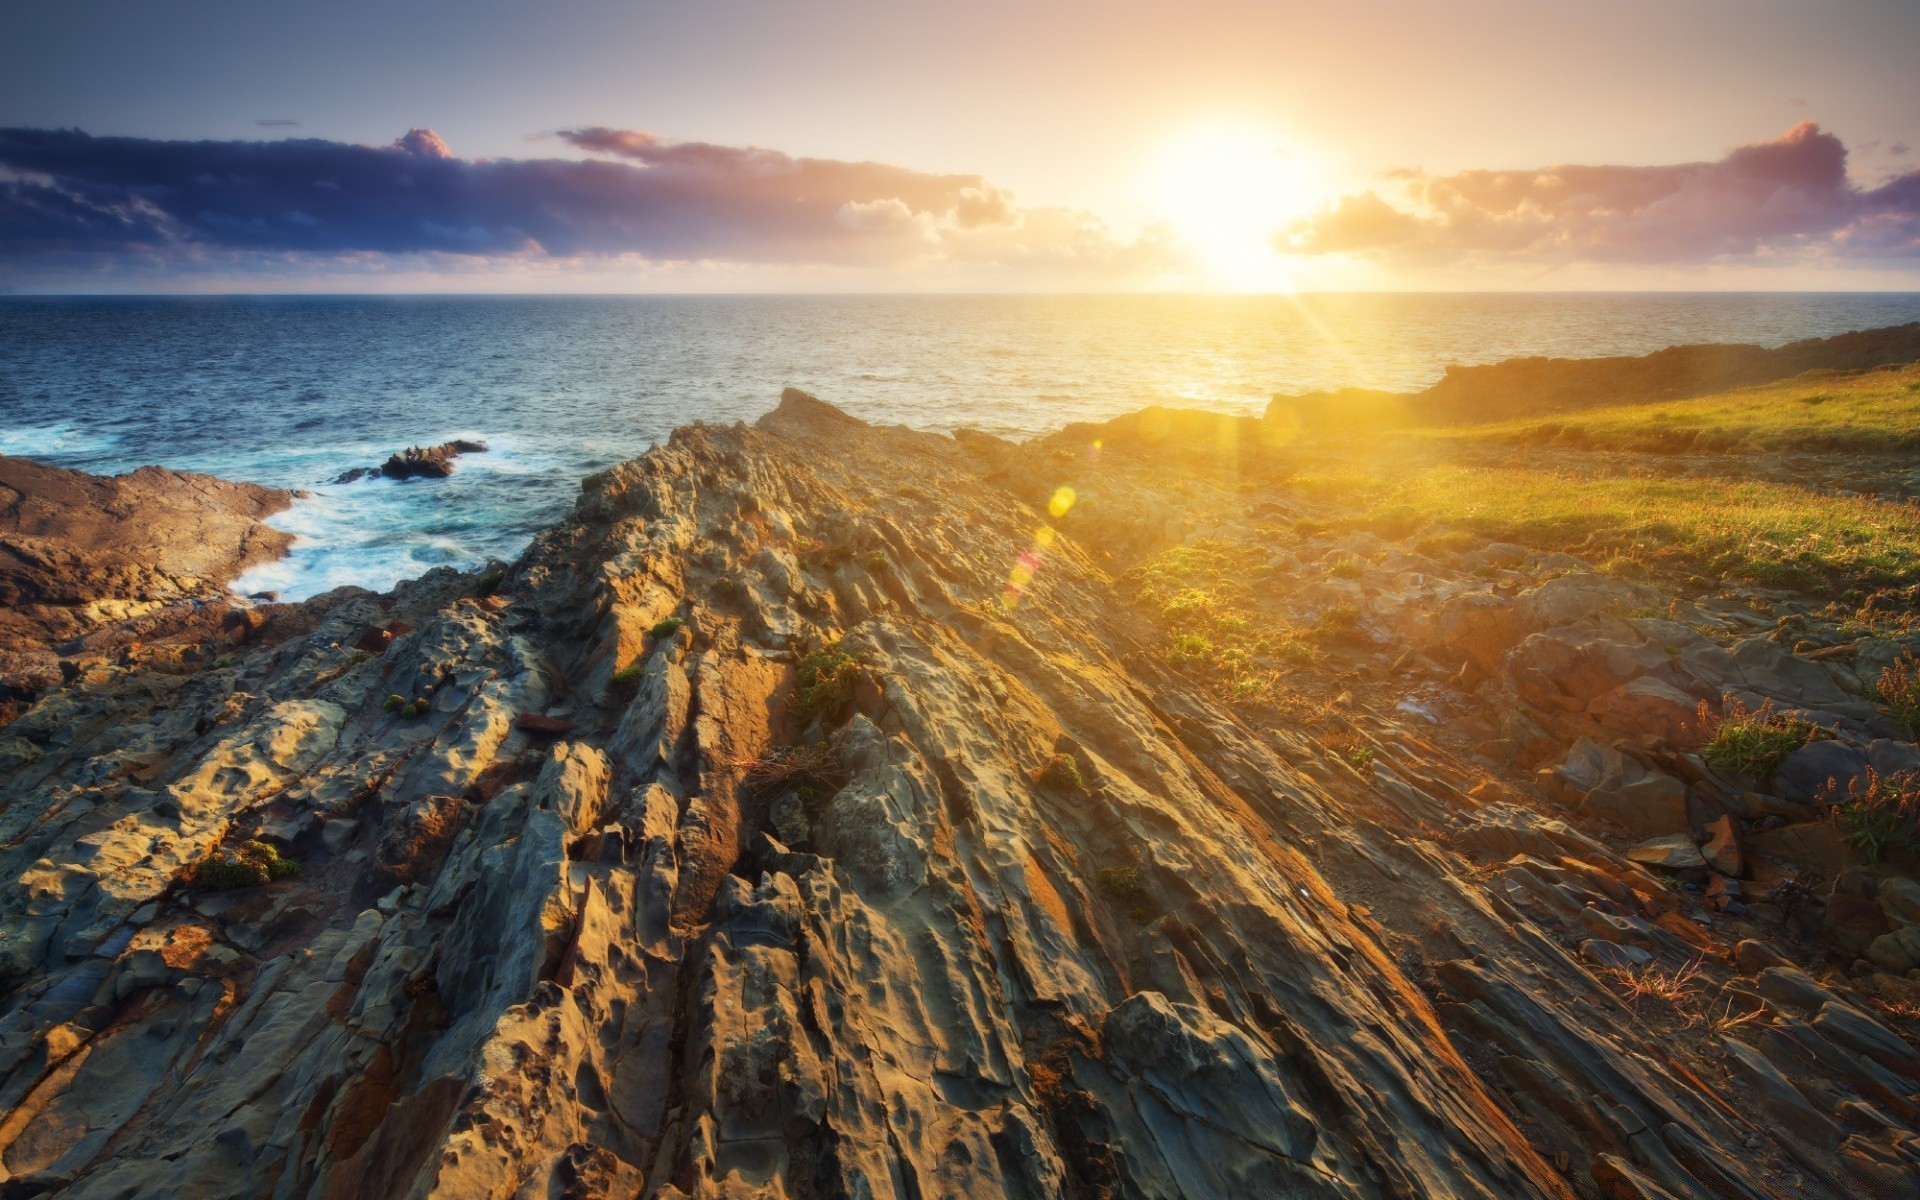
[4,293,1920,599]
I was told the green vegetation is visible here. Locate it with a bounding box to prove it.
[1097,865,1145,902]
[1324,555,1363,579]
[793,641,861,724]
[1300,463,1920,594]
[649,616,685,641]
[1828,770,1920,862]
[475,570,504,596]
[385,692,429,719]
[1698,700,1828,780]
[1132,540,1314,705]
[1033,753,1084,792]
[197,840,299,890]
[1447,365,1920,456]
[610,663,645,691]
[862,549,889,572]
[384,694,405,714]
[711,577,743,601]
[1874,649,1920,730]
[1343,746,1375,772]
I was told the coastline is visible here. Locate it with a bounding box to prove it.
[3,333,1920,1195]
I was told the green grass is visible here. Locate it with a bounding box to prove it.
[1444,365,1920,456]
[1132,540,1314,703]
[1299,462,1920,593]
[649,616,684,641]
[1032,753,1084,792]
[793,642,861,724]
[1699,701,1828,781]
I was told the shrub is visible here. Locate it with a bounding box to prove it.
[384,694,405,714]
[740,741,846,805]
[610,663,645,692]
[1033,753,1084,792]
[1827,769,1920,861]
[862,550,888,572]
[1097,865,1145,901]
[793,642,861,724]
[197,840,299,890]
[475,571,504,596]
[1166,633,1216,669]
[1698,700,1828,781]
[1319,602,1360,632]
[711,577,742,600]
[649,616,685,642]
[1344,747,1376,772]
[1324,556,1363,579]
[1875,649,1920,729]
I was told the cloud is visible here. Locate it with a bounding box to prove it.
[1283,122,1920,266]
[0,125,1174,283]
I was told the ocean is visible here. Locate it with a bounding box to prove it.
[5,293,1920,600]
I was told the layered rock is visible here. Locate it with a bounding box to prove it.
[1,390,1917,1199]
[334,440,489,484]
[0,455,296,725]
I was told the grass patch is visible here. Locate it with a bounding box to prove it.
[1446,365,1920,456]
[649,616,685,642]
[197,840,299,890]
[1309,463,1920,594]
[1827,769,1920,862]
[793,641,861,725]
[1131,539,1314,705]
[610,663,645,692]
[1697,700,1828,781]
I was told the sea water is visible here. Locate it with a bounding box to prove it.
[4,293,1919,599]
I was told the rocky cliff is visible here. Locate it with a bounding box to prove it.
[0,456,296,726]
[2,389,1917,1199]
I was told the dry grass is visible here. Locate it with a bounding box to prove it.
[1605,957,1706,1016]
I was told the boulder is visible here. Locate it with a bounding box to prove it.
[1879,876,1920,929]
[1586,675,1702,744]
[1866,738,1920,778]
[1866,925,1920,974]
[1582,774,1689,838]
[1773,740,1869,804]
[1428,590,1524,672]
[1515,573,1639,629]
[1728,638,1852,709]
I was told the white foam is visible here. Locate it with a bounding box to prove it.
[0,422,121,462]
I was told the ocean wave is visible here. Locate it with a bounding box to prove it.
[0,422,121,462]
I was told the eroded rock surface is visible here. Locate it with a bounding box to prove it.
[2,390,1917,1199]
[0,455,295,725]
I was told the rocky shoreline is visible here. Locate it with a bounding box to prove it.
[0,456,303,727]
[2,369,1920,1196]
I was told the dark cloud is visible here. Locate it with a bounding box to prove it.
[1283,122,1920,266]
[0,125,1170,279]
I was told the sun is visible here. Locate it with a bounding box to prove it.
[1149,123,1324,290]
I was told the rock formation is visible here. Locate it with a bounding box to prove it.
[1,388,1917,1198]
[335,440,489,484]
[0,455,295,726]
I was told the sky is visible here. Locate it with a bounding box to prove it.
[2,0,1918,292]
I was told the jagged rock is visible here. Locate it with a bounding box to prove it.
[334,439,488,484]
[2,387,1912,1200]
[1626,834,1707,870]
[1701,813,1744,876]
